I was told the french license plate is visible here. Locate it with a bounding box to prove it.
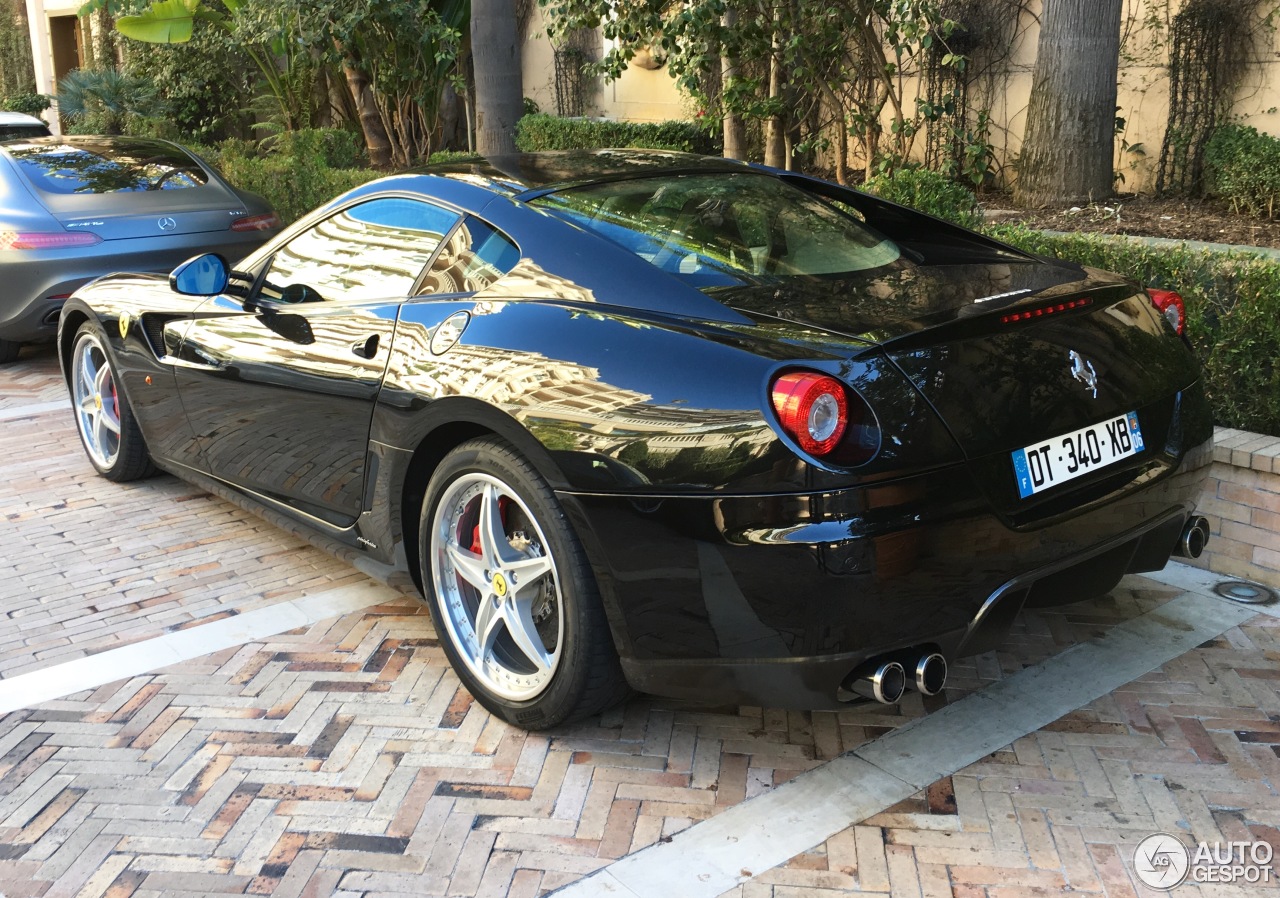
[1012,412,1145,499]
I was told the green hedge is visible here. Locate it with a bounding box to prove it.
[515,113,720,155]
[1205,124,1280,220]
[988,225,1280,437]
[863,168,982,229]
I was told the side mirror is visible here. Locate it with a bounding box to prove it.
[169,253,229,296]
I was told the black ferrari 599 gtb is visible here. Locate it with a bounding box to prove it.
[58,150,1213,728]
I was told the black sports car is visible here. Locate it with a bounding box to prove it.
[58,150,1213,728]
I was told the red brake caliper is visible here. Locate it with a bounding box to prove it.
[470,496,511,555]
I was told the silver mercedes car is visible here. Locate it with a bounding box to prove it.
[0,135,280,362]
[0,111,52,141]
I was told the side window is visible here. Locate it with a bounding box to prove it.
[259,197,461,304]
[417,217,520,295]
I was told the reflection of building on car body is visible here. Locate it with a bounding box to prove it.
[58,150,1212,729]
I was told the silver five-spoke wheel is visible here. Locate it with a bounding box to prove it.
[431,471,564,701]
[421,438,627,728]
[72,331,123,470]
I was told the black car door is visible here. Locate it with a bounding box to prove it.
[171,196,462,526]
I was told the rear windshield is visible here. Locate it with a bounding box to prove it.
[531,172,902,287]
[0,124,51,142]
[5,141,209,194]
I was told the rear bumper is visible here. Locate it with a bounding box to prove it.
[0,230,274,342]
[560,408,1212,709]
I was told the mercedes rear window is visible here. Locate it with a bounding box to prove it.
[0,125,51,141]
[5,141,209,194]
[531,172,902,287]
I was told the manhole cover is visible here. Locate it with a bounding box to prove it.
[1213,580,1277,605]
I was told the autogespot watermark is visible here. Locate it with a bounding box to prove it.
[1133,832,1275,890]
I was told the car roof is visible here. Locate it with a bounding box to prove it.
[420,149,753,196]
[0,111,46,126]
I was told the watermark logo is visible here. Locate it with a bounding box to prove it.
[1134,833,1191,890]
[1133,833,1274,890]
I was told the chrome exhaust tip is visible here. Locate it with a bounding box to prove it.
[913,652,948,696]
[1177,515,1210,558]
[844,661,906,704]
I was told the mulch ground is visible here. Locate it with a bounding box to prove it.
[982,192,1280,250]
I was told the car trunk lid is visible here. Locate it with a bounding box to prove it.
[716,260,1201,520]
[47,191,247,240]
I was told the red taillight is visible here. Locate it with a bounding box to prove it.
[0,230,102,251]
[230,213,280,232]
[770,371,849,456]
[1147,288,1185,336]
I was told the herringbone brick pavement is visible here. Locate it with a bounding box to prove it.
[0,348,396,679]
[723,614,1280,897]
[0,574,1202,898]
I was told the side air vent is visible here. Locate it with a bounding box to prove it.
[139,314,175,359]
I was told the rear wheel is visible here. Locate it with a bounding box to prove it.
[0,339,20,364]
[420,437,628,728]
[70,324,155,482]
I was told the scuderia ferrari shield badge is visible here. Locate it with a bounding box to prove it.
[118,312,131,339]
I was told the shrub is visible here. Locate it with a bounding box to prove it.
[515,113,720,155]
[1,93,52,117]
[987,225,1280,437]
[1204,124,1280,219]
[269,128,367,170]
[427,150,483,165]
[214,151,380,225]
[862,168,982,229]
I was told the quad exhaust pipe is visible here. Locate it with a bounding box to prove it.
[843,650,948,704]
[1175,515,1211,559]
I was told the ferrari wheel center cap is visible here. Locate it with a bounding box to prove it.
[94,395,102,410]
[492,572,508,598]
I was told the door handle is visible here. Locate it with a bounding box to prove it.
[352,335,379,359]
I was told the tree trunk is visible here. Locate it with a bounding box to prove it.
[471,0,523,156]
[721,10,746,161]
[1014,0,1123,206]
[95,7,115,70]
[764,27,786,168]
[337,47,392,169]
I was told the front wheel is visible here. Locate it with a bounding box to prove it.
[420,437,627,728]
[70,324,155,481]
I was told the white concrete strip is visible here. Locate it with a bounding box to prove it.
[1142,561,1280,620]
[0,399,71,422]
[0,580,403,715]
[552,587,1255,898]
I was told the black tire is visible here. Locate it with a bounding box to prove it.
[69,323,156,482]
[0,338,20,364]
[419,437,628,728]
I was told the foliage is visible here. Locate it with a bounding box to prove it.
[539,0,964,179]
[1204,124,1280,220]
[987,224,1280,437]
[266,127,367,169]
[1157,0,1277,195]
[121,19,255,143]
[307,0,467,165]
[515,113,720,154]
[0,1,37,99]
[863,167,981,228]
[0,94,53,117]
[427,149,482,164]
[57,68,163,135]
[208,130,380,224]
